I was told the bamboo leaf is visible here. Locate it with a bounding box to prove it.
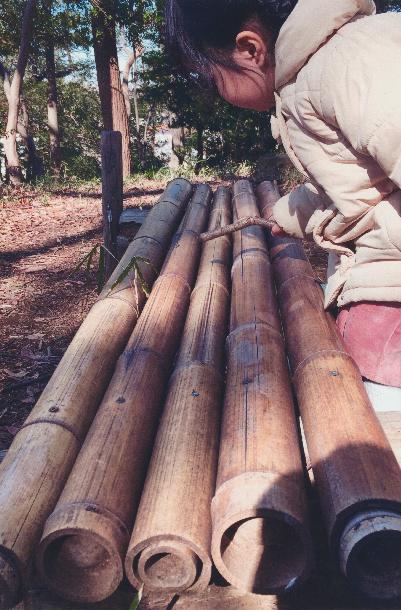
[97,246,105,293]
[133,259,151,297]
[70,244,100,277]
[102,243,119,262]
[86,245,97,276]
[107,255,155,296]
[128,587,143,610]
[133,256,158,277]
[108,259,138,293]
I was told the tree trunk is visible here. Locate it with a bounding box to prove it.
[170,126,185,168]
[123,47,145,170]
[91,2,131,177]
[46,37,61,176]
[19,97,43,181]
[3,0,37,186]
[1,62,43,182]
[122,51,135,118]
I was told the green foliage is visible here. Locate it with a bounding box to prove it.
[72,243,155,297]
[128,588,143,610]
[0,0,284,184]
[19,78,102,179]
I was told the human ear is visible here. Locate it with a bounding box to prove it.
[235,30,269,68]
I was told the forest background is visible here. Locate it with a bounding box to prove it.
[0,0,400,447]
[1,0,399,187]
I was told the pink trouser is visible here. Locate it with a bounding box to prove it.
[337,302,401,389]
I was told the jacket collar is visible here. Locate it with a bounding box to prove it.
[275,0,376,89]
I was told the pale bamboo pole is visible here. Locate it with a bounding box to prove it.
[211,180,312,595]
[0,179,192,610]
[125,186,232,594]
[257,180,401,601]
[36,184,212,604]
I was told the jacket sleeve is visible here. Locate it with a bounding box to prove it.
[273,182,332,239]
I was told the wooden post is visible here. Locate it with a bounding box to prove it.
[36,185,212,605]
[101,131,124,278]
[211,180,313,595]
[256,180,401,601]
[0,179,192,610]
[125,187,232,594]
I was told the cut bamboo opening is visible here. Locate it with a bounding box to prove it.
[36,184,212,604]
[0,179,192,610]
[126,186,232,594]
[257,180,401,601]
[211,180,312,595]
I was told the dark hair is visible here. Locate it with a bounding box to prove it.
[165,0,297,85]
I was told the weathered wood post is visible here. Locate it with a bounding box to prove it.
[257,180,401,601]
[101,131,124,278]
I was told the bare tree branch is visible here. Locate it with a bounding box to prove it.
[200,217,275,242]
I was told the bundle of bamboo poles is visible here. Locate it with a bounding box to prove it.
[0,179,192,610]
[126,186,232,595]
[256,180,401,601]
[211,180,312,595]
[36,184,212,604]
[5,177,401,607]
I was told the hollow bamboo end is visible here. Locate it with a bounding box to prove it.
[37,507,127,603]
[139,543,198,591]
[339,510,401,599]
[211,477,311,594]
[126,539,211,594]
[0,550,23,610]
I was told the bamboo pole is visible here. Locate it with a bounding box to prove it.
[211,180,312,595]
[36,184,212,604]
[256,180,401,601]
[125,186,232,595]
[0,179,192,610]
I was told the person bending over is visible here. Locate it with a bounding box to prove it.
[165,0,401,408]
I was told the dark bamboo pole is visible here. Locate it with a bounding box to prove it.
[0,179,192,610]
[125,186,232,594]
[211,180,312,595]
[36,184,212,604]
[257,180,401,601]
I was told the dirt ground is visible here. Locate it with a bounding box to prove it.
[0,178,327,451]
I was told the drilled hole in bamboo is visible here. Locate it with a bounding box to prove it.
[340,511,401,599]
[218,514,307,594]
[41,532,122,601]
